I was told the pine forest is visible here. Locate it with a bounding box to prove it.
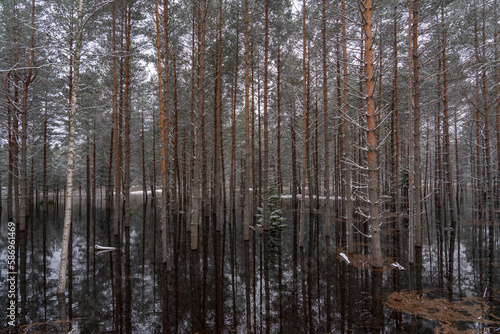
[1,0,500,332]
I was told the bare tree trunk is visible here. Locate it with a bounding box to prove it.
[57,0,84,295]
[440,4,458,231]
[214,0,223,232]
[323,0,331,238]
[113,1,121,237]
[123,3,132,229]
[192,0,206,250]
[412,0,422,249]
[391,1,401,239]
[408,0,415,264]
[277,44,282,195]
[495,0,500,205]
[230,23,239,235]
[244,0,251,241]
[300,0,307,248]
[18,0,37,232]
[363,0,382,269]
[263,0,269,232]
[342,0,353,253]
[479,0,495,222]
[43,100,48,217]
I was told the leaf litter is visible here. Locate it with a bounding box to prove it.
[385,290,500,333]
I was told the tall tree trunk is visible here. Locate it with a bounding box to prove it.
[244,0,251,242]
[391,1,401,239]
[123,3,132,229]
[408,0,415,264]
[18,0,37,232]
[263,0,269,231]
[113,1,121,236]
[43,101,48,216]
[440,4,458,232]
[323,0,331,238]
[480,0,495,222]
[300,0,307,248]
[277,44,282,195]
[412,0,422,251]
[342,0,353,253]
[214,0,222,232]
[161,0,170,262]
[495,0,500,205]
[363,0,382,269]
[192,0,206,250]
[57,0,84,295]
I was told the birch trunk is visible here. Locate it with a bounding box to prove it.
[57,0,84,295]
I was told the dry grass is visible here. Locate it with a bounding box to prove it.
[385,290,500,333]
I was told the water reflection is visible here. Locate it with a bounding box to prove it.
[0,197,499,333]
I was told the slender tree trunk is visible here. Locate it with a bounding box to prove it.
[57,0,84,295]
[363,0,382,269]
[323,0,331,238]
[440,4,458,232]
[263,0,269,231]
[244,0,251,242]
[173,52,180,215]
[192,0,206,250]
[495,0,500,205]
[230,23,239,236]
[113,2,121,236]
[277,44,282,195]
[300,0,307,248]
[123,3,132,229]
[392,1,401,238]
[18,0,37,232]
[480,0,495,222]
[214,0,223,232]
[342,0,353,253]
[141,114,147,202]
[161,0,170,262]
[408,0,415,264]
[412,0,422,250]
[43,101,48,216]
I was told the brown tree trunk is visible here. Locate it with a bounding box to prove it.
[263,0,269,231]
[412,0,423,250]
[230,24,239,233]
[300,0,307,248]
[192,0,206,250]
[495,0,500,205]
[440,4,458,231]
[479,0,495,222]
[391,1,401,238]
[342,0,353,253]
[363,0,382,269]
[244,0,251,242]
[214,0,222,232]
[323,0,331,238]
[123,3,132,229]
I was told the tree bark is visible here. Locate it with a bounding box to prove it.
[244,0,251,241]
[57,0,84,295]
[323,0,331,238]
[300,0,307,248]
[363,0,382,269]
[342,0,353,253]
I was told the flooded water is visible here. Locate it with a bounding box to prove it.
[1,195,500,333]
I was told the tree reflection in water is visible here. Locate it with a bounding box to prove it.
[0,198,499,333]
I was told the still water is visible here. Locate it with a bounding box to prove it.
[1,195,499,333]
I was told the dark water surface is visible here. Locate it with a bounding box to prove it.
[1,195,500,333]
